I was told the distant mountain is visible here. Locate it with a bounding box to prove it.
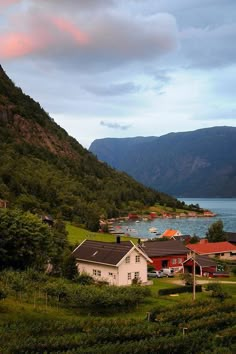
[0,65,180,230]
[89,127,236,197]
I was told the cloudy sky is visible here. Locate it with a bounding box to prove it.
[1,0,236,148]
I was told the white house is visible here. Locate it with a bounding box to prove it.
[72,239,152,286]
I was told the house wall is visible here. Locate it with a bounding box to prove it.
[77,261,119,285]
[208,252,236,261]
[118,248,148,285]
[76,248,148,286]
[151,254,187,271]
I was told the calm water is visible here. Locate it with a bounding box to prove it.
[115,198,236,238]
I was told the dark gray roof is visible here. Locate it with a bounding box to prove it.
[224,232,236,244]
[72,240,134,265]
[196,255,217,267]
[140,240,188,257]
[184,255,217,268]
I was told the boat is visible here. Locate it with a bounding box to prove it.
[149,227,157,233]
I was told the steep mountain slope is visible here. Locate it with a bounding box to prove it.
[89,127,236,197]
[0,65,179,229]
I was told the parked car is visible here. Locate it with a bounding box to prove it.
[148,270,166,278]
[161,268,175,277]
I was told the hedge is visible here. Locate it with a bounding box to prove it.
[158,285,202,296]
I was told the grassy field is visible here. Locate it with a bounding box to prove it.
[0,273,235,353]
[66,223,138,245]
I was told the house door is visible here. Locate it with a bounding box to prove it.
[162,260,168,268]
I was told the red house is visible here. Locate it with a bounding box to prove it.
[183,255,217,276]
[141,240,188,272]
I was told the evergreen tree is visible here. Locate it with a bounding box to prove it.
[206,220,226,242]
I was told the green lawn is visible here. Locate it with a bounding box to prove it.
[66,223,138,245]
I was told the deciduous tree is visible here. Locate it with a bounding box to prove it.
[206,220,226,242]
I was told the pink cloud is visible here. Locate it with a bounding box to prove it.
[51,17,89,44]
[0,14,89,60]
[0,31,50,59]
[0,0,20,10]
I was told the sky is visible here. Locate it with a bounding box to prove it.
[1,0,236,148]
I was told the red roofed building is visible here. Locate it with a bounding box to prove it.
[140,240,188,272]
[161,229,182,239]
[187,241,236,260]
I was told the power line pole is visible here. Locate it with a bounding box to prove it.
[193,251,196,301]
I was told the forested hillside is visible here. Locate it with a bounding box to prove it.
[0,65,180,230]
[90,127,236,197]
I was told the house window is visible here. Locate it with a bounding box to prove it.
[128,272,131,280]
[135,255,140,263]
[93,269,97,275]
[172,258,177,265]
[93,269,101,276]
[220,253,224,256]
[109,272,113,276]
[134,272,140,279]
[125,256,130,263]
[178,258,182,263]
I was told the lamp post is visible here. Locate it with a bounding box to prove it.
[182,327,188,337]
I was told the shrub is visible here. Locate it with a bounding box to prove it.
[206,283,231,301]
[0,289,6,300]
[231,266,236,276]
[158,285,202,296]
[74,273,95,285]
[70,285,151,312]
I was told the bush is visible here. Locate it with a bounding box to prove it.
[180,273,193,286]
[158,285,202,296]
[0,289,6,300]
[231,266,236,276]
[74,273,95,285]
[206,283,231,301]
[70,285,151,312]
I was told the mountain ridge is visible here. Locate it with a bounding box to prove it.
[89,126,236,197]
[0,65,182,230]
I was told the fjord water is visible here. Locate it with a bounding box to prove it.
[118,198,236,238]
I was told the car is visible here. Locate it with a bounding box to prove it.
[161,268,175,277]
[148,270,166,278]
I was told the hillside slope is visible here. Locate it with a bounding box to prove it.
[0,65,180,229]
[89,127,236,197]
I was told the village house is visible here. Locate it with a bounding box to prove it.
[183,255,217,276]
[72,238,152,286]
[140,240,189,272]
[187,240,236,260]
[161,229,182,239]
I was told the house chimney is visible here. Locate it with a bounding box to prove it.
[138,238,141,245]
[200,239,208,244]
[116,236,121,244]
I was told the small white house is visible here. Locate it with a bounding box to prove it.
[72,239,152,286]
